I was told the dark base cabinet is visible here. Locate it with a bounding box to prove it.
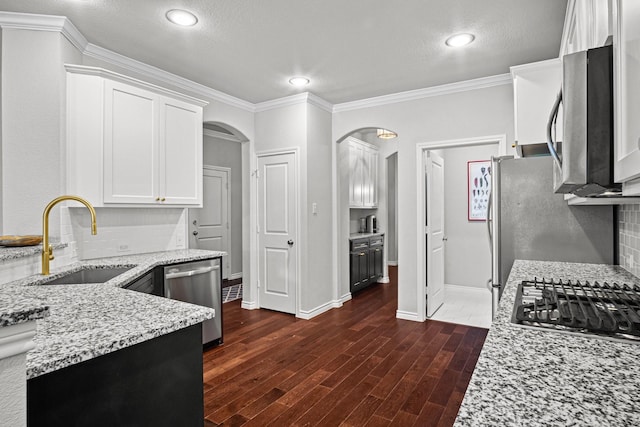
[350,234,384,293]
[28,324,204,427]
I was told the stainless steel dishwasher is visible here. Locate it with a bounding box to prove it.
[164,258,222,347]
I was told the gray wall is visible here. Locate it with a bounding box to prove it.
[442,144,498,288]
[203,135,243,277]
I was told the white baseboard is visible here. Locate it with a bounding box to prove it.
[396,310,421,322]
[297,293,352,320]
[378,276,390,283]
[445,283,490,293]
[388,261,398,266]
[229,272,243,281]
[241,300,258,310]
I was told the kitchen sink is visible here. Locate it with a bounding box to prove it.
[43,267,133,285]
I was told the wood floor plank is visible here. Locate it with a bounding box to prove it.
[202,266,487,427]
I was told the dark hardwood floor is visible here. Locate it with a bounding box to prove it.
[203,267,488,426]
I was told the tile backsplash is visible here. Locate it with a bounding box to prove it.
[619,204,640,279]
[65,207,187,260]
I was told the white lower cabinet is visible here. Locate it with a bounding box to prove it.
[66,65,206,207]
[348,137,378,208]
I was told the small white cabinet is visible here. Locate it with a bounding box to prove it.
[348,137,378,208]
[560,0,611,56]
[66,65,206,207]
[510,59,563,153]
[613,0,640,194]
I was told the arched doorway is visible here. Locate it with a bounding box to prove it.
[189,120,250,295]
[334,127,399,303]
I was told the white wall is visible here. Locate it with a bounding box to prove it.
[203,135,243,277]
[305,103,334,309]
[442,144,498,288]
[1,28,82,236]
[334,83,515,320]
[254,100,335,316]
[0,353,27,427]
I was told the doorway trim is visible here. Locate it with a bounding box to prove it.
[201,165,232,278]
[413,134,507,322]
[255,147,301,317]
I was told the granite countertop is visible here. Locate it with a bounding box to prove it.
[0,249,224,379]
[349,232,384,240]
[0,241,67,261]
[454,260,640,426]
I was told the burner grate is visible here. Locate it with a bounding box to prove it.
[512,277,640,342]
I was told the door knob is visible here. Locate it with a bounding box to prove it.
[287,240,294,246]
[193,231,199,236]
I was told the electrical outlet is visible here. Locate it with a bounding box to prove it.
[117,244,130,252]
[176,233,185,247]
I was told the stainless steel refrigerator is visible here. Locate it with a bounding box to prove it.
[488,156,615,318]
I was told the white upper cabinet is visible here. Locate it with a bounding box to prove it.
[511,59,562,150]
[348,137,378,208]
[560,0,611,56]
[66,65,206,207]
[613,0,640,194]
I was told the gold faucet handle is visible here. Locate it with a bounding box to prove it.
[48,244,55,261]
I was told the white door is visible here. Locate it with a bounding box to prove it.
[189,167,230,279]
[426,151,445,317]
[258,152,297,314]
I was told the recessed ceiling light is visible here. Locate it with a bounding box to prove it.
[289,77,310,87]
[445,33,475,47]
[166,9,198,26]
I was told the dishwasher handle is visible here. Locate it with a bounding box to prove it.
[164,265,218,280]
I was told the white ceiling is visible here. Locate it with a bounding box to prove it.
[0,0,568,104]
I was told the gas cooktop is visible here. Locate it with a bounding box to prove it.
[511,277,640,344]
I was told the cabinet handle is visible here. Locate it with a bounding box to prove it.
[161,197,166,202]
[359,252,366,256]
[156,197,160,201]
[375,248,380,252]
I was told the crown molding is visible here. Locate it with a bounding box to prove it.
[510,57,561,79]
[0,11,88,52]
[333,73,512,113]
[254,92,309,112]
[0,11,254,113]
[254,92,333,113]
[65,64,208,106]
[83,43,254,112]
[307,93,333,113]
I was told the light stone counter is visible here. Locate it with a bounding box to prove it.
[454,260,640,427]
[0,249,224,379]
[0,241,67,262]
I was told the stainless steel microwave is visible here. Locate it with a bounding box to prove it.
[549,44,620,197]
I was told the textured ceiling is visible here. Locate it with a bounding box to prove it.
[0,0,568,104]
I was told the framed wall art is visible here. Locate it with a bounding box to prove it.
[467,160,491,221]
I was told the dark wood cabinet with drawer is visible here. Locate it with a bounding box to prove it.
[350,234,384,293]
